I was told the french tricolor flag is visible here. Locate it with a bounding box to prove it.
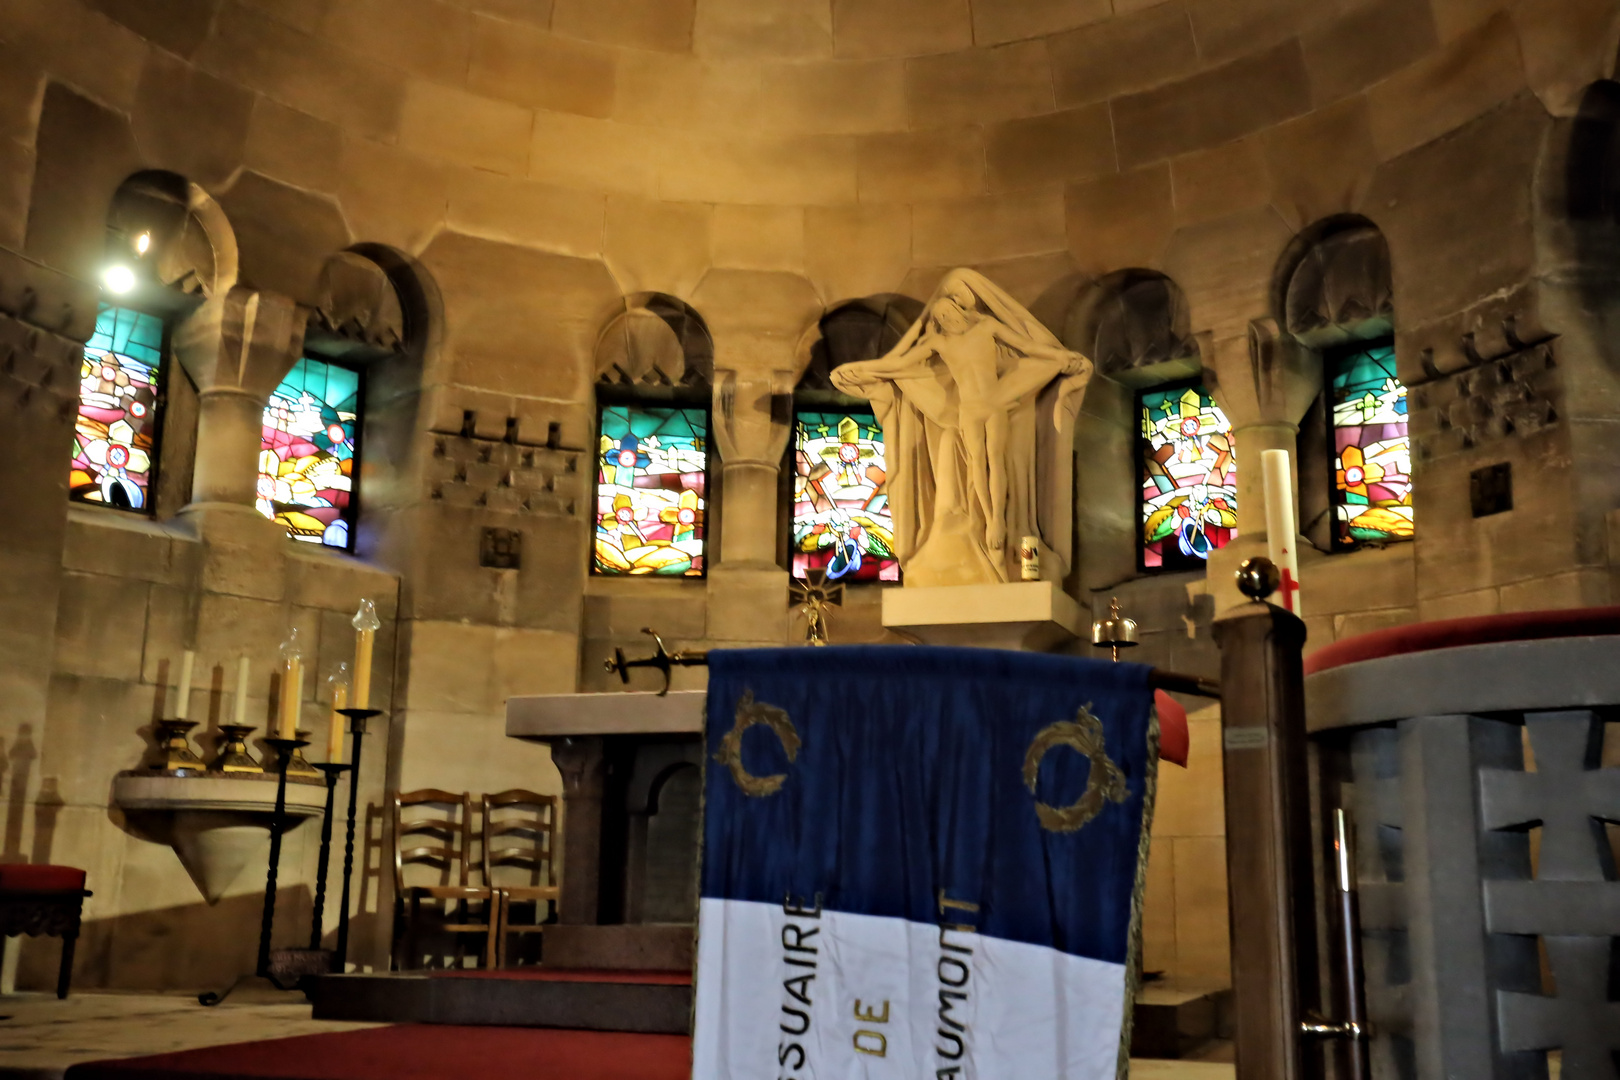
[693,647,1159,1080]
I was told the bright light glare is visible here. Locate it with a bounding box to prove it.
[102,264,137,294]
[134,231,151,255]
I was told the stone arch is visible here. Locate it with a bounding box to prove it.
[793,294,922,393]
[1272,215,1394,350]
[1063,270,1199,385]
[106,170,238,310]
[594,292,714,397]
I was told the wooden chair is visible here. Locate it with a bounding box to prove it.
[392,789,498,970]
[481,789,560,968]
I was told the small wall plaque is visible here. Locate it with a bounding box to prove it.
[480,527,522,570]
[1470,462,1512,518]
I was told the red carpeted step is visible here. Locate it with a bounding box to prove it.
[64,1024,692,1080]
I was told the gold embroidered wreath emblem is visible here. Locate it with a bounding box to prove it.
[1023,706,1129,833]
[714,689,801,798]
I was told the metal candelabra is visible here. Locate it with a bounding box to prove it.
[309,762,352,954]
[199,735,309,1006]
[333,708,380,973]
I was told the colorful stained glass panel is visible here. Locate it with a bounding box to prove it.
[258,357,360,549]
[1330,343,1412,546]
[594,404,708,576]
[71,304,164,511]
[1140,384,1237,569]
[792,410,899,583]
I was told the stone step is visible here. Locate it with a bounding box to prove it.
[1130,981,1235,1060]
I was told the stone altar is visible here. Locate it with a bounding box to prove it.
[505,691,705,971]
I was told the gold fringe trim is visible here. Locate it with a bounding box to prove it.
[1116,706,1162,1080]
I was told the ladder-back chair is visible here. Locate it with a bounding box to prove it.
[393,789,498,970]
[481,789,559,968]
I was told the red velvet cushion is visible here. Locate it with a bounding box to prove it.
[0,864,86,892]
[1304,605,1620,676]
[1155,690,1189,768]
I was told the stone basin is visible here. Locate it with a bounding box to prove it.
[112,772,327,905]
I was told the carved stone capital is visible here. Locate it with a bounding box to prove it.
[171,286,309,401]
[1203,320,1321,430]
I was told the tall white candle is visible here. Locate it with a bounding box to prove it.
[234,657,250,727]
[174,650,196,721]
[1261,448,1302,616]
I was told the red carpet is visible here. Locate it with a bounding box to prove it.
[434,968,690,985]
[63,1025,692,1080]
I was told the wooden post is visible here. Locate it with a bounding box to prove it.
[1214,600,1316,1080]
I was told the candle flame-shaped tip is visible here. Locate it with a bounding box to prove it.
[280,625,304,661]
[328,661,351,689]
[352,598,381,633]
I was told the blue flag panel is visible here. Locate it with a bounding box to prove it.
[701,646,1157,962]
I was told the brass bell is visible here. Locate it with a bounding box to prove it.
[1091,597,1139,662]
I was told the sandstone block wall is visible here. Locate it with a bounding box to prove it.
[0,0,1615,988]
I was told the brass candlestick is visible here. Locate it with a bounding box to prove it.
[214,724,263,773]
[275,730,320,779]
[153,719,205,774]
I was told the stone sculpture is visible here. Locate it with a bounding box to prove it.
[831,269,1094,587]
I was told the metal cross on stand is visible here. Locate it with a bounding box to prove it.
[789,568,844,646]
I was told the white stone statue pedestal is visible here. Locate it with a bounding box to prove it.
[882,581,1084,651]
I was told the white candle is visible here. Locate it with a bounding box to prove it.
[327,681,348,764]
[1261,448,1302,616]
[234,657,250,727]
[174,650,195,721]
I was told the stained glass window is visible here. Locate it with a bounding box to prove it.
[594,404,708,576]
[258,356,361,550]
[1329,343,1412,546]
[1140,384,1237,570]
[791,410,899,583]
[71,304,164,511]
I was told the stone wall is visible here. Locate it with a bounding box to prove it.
[0,0,1617,989]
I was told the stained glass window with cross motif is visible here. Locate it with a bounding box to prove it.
[1139,383,1237,571]
[70,304,165,512]
[791,409,898,583]
[594,403,708,577]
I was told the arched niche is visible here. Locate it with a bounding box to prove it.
[795,294,922,394]
[1063,270,1200,388]
[1273,215,1394,351]
[595,293,714,399]
[1274,217,1407,553]
[1064,271,1206,592]
[105,170,237,318]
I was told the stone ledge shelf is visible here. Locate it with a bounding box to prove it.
[112,772,326,905]
[883,580,1084,651]
[506,690,706,741]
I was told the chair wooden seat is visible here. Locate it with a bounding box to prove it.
[393,790,497,970]
[481,790,558,968]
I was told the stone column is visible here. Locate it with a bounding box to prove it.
[171,287,307,515]
[1204,320,1321,612]
[707,366,796,644]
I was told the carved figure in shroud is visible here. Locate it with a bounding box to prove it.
[831,269,1094,587]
